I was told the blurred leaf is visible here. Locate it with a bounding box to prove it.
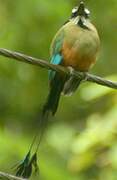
[81,75,117,101]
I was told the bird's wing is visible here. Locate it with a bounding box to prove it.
[49,30,65,81]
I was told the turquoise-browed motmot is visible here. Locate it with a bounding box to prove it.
[43,1,100,116]
[15,2,100,178]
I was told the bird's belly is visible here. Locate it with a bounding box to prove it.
[62,32,99,71]
[62,47,97,71]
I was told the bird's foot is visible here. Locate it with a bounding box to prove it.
[82,72,88,82]
[67,66,88,82]
[67,66,75,77]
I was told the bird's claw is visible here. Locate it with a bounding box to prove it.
[67,66,75,76]
[82,72,88,82]
[67,66,88,82]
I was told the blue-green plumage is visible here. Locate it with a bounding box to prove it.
[43,72,66,115]
[43,53,66,115]
[42,29,66,115]
[49,54,63,81]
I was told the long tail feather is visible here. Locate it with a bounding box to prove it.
[14,74,65,179]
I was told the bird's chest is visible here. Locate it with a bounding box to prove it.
[62,27,99,71]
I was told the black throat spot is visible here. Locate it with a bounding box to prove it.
[77,18,90,30]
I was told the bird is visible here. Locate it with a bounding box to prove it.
[43,1,100,116]
[15,2,100,178]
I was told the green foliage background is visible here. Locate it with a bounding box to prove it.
[0,0,116,179]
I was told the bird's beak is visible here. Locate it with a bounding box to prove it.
[77,1,85,16]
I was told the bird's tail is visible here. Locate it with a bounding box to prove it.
[42,74,65,116]
[62,76,82,96]
[14,74,66,179]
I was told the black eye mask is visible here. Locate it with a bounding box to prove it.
[71,7,78,18]
[77,18,90,30]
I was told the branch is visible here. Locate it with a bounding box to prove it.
[0,48,116,89]
[0,171,27,180]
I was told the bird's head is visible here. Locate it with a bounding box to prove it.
[71,1,90,19]
[70,1,91,29]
